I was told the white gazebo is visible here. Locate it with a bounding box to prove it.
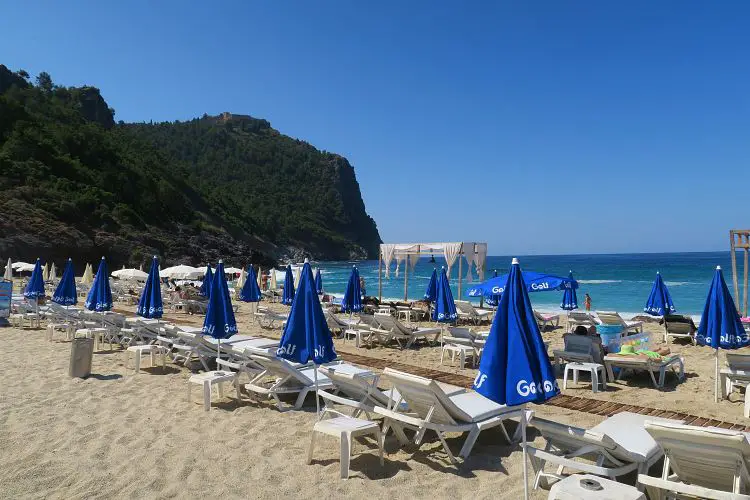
[378,242,488,301]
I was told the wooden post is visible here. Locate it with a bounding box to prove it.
[731,230,739,309]
[458,247,463,299]
[744,244,749,317]
[378,247,382,303]
[404,254,409,302]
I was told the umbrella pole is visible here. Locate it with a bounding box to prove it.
[715,348,719,403]
[522,410,529,500]
[314,364,320,418]
[35,298,39,329]
[217,339,221,369]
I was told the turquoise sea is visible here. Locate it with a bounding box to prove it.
[314,252,738,319]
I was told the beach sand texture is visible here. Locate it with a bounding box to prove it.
[1,302,747,499]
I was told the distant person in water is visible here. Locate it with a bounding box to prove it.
[359,276,367,297]
[584,293,592,312]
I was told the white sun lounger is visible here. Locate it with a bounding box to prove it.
[316,364,408,419]
[373,368,524,463]
[454,300,493,325]
[637,421,750,499]
[596,311,643,334]
[371,314,441,349]
[243,355,346,411]
[720,352,750,402]
[254,309,288,329]
[528,411,684,490]
[604,354,685,389]
[534,310,561,330]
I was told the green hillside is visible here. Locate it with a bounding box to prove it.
[0,65,381,268]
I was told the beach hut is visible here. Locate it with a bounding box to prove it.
[377,242,488,301]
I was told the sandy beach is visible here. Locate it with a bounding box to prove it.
[1,301,748,499]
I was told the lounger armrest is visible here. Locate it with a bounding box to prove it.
[373,406,475,432]
[636,474,742,500]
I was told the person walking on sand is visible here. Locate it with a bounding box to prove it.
[584,293,592,312]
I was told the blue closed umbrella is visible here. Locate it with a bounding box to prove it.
[643,271,675,316]
[431,267,457,323]
[52,258,77,306]
[202,260,238,359]
[424,268,437,302]
[282,265,295,305]
[560,271,579,311]
[314,268,323,294]
[696,266,749,402]
[239,266,262,302]
[24,258,45,321]
[341,266,363,314]
[84,257,113,312]
[199,264,213,298]
[137,256,163,319]
[276,260,337,415]
[473,258,559,499]
[485,269,502,307]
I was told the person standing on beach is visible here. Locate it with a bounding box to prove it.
[359,276,367,298]
[584,293,592,311]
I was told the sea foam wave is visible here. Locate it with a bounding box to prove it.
[577,280,622,284]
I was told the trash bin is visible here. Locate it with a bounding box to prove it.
[69,337,94,378]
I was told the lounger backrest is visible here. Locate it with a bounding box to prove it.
[318,366,385,407]
[596,311,624,326]
[561,334,604,363]
[249,354,313,386]
[358,314,380,328]
[569,311,594,322]
[373,315,410,335]
[665,321,693,335]
[645,422,750,493]
[454,301,476,316]
[726,353,750,371]
[447,327,475,340]
[531,417,641,463]
[383,367,471,424]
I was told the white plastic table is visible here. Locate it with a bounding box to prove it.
[549,474,645,499]
[187,371,239,411]
[563,362,607,393]
[307,416,383,479]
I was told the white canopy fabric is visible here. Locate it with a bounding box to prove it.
[236,268,246,289]
[160,265,202,279]
[82,263,93,285]
[379,241,488,281]
[257,267,262,287]
[269,268,277,289]
[4,258,12,280]
[112,268,149,280]
[223,267,243,275]
[49,263,57,281]
[42,262,49,281]
[13,262,36,273]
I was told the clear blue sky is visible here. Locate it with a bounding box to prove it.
[3,1,749,255]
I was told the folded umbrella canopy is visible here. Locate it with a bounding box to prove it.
[42,262,49,281]
[52,258,77,306]
[112,267,149,281]
[4,258,12,280]
[85,257,113,312]
[239,266,261,302]
[560,271,579,311]
[236,268,246,290]
[424,268,437,302]
[199,264,213,298]
[269,268,277,290]
[82,263,94,285]
[24,258,46,322]
[202,260,238,359]
[49,262,57,282]
[643,271,676,316]
[137,256,163,319]
[314,268,323,294]
[431,267,457,323]
[696,265,749,402]
[276,260,337,415]
[474,258,559,499]
[341,266,362,314]
[282,265,295,305]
